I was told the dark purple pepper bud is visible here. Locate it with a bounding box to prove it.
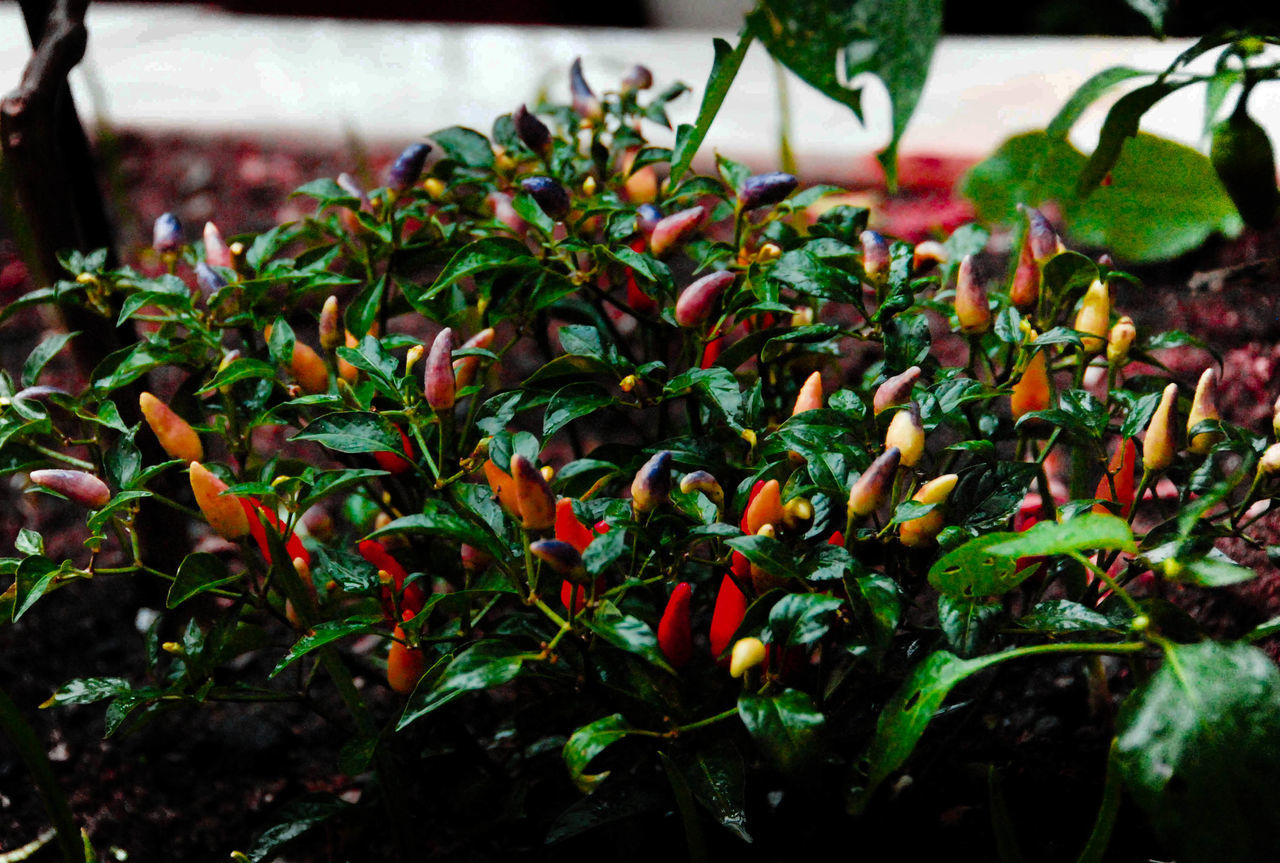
[675,270,735,328]
[631,450,672,513]
[424,327,457,411]
[860,230,889,280]
[622,64,653,92]
[195,262,227,298]
[530,539,589,583]
[387,142,432,193]
[569,58,603,123]
[635,203,662,236]
[1018,204,1061,263]
[740,172,798,210]
[513,104,552,156]
[153,212,183,254]
[520,176,571,221]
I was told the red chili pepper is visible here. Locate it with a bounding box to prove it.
[738,480,766,533]
[555,498,594,553]
[359,538,426,618]
[657,582,693,668]
[242,499,310,567]
[709,574,747,665]
[373,426,414,475]
[1093,438,1137,518]
[625,237,658,315]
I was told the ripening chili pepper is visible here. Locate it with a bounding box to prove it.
[679,470,724,508]
[1021,204,1062,262]
[555,498,594,552]
[513,103,552,156]
[153,212,182,254]
[1210,91,1280,229]
[242,498,310,568]
[631,450,673,514]
[373,426,414,475]
[1093,438,1137,517]
[483,458,521,517]
[749,523,789,593]
[531,539,588,584]
[739,172,797,210]
[657,582,693,668]
[189,461,249,539]
[884,403,925,468]
[729,637,767,678]
[29,469,111,509]
[622,64,653,92]
[848,447,901,519]
[860,230,889,282]
[424,327,457,411]
[738,480,765,533]
[650,206,705,257]
[782,497,813,533]
[701,328,725,368]
[1073,279,1111,354]
[139,391,203,464]
[387,142,432,194]
[453,327,496,391]
[791,371,823,416]
[953,255,990,334]
[675,270,734,328]
[899,473,958,547]
[912,241,947,273]
[873,366,921,415]
[1187,368,1223,455]
[359,538,426,618]
[745,478,784,535]
[486,190,526,234]
[1143,383,1179,473]
[318,296,342,351]
[203,221,231,269]
[569,58,603,122]
[1259,442,1280,477]
[510,454,556,531]
[194,262,225,301]
[625,237,659,315]
[1010,230,1039,311]
[1107,316,1136,365]
[1011,349,1051,421]
[387,614,426,695]
[709,574,748,665]
[520,177,571,221]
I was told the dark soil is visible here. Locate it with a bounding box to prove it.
[2,129,1280,860]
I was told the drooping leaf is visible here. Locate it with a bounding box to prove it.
[563,713,635,792]
[737,688,825,777]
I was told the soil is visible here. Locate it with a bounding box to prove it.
[2,129,1280,861]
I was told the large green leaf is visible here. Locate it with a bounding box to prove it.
[984,513,1135,558]
[167,553,241,608]
[670,34,755,187]
[422,237,539,300]
[584,604,674,673]
[763,593,845,647]
[563,713,635,792]
[291,411,405,454]
[1115,641,1280,862]
[737,688,825,777]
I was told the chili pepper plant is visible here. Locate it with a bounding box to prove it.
[3,56,1280,863]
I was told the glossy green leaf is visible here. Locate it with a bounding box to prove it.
[1078,80,1184,194]
[928,532,1023,598]
[366,499,505,558]
[585,604,674,673]
[674,740,751,843]
[269,617,381,678]
[543,383,614,441]
[1046,66,1150,139]
[1019,600,1118,633]
[424,237,539,300]
[41,676,131,707]
[430,125,494,169]
[725,534,798,580]
[937,594,1002,656]
[737,688,825,777]
[21,331,78,388]
[167,553,241,608]
[563,713,634,792]
[764,593,844,647]
[985,513,1135,558]
[670,34,754,187]
[292,411,404,454]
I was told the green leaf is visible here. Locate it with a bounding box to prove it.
[937,594,1002,656]
[1047,66,1151,139]
[424,237,539,300]
[763,593,844,647]
[583,526,628,576]
[673,740,751,843]
[1078,81,1184,195]
[724,534,798,581]
[1019,600,1118,633]
[1166,553,1256,588]
[670,33,755,187]
[196,357,277,394]
[429,125,494,169]
[985,513,1135,558]
[13,556,58,621]
[737,688,825,777]
[366,499,505,558]
[399,641,532,729]
[543,383,614,441]
[563,713,634,792]
[585,604,674,673]
[1115,641,1280,861]
[291,178,360,207]
[244,797,348,863]
[292,411,404,454]
[21,331,78,388]
[961,132,1086,225]
[167,552,241,608]
[664,367,742,429]
[41,676,131,707]
[928,532,1024,598]
[269,617,381,678]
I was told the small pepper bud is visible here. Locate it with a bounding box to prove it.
[153,212,183,254]
[1142,383,1179,473]
[729,636,767,678]
[530,539,588,583]
[203,221,231,269]
[782,496,814,532]
[674,270,734,328]
[739,172,798,210]
[1020,204,1062,262]
[424,327,457,411]
[404,345,425,378]
[520,176,571,221]
[657,582,693,668]
[511,454,556,531]
[848,447,901,518]
[29,469,111,509]
[1010,230,1040,311]
[512,104,552,156]
[1074,279,1111,353]
[569,58,603,123]
[387,142,432,193]
[791,371,824,416]
[679,470,724,507]
[1186,368,1223,455]
[899,473,959,548]
[953,255,990,334]
[1093,438,1137,517]
[745,479,784,534]
[581,176,598,197]
[1259,442,1280,476]
[1107,316,1136,365]
[885,403,925,467]
[874,366,922,415]
[387,617,425,695]
[139,391,203,463]
[757,242,783,264]
[216,350,239,397]
[912,240,947,273]
[860,230,890,280]
[650,206,706,257]
[621,64,653,92]
[453,327,496,391]
[189,462,249,539]
[194,262,226,300]
[631,450,673,514]
[319,296,342,351]
[1011,350,1052,421]
[709,574,748,664]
